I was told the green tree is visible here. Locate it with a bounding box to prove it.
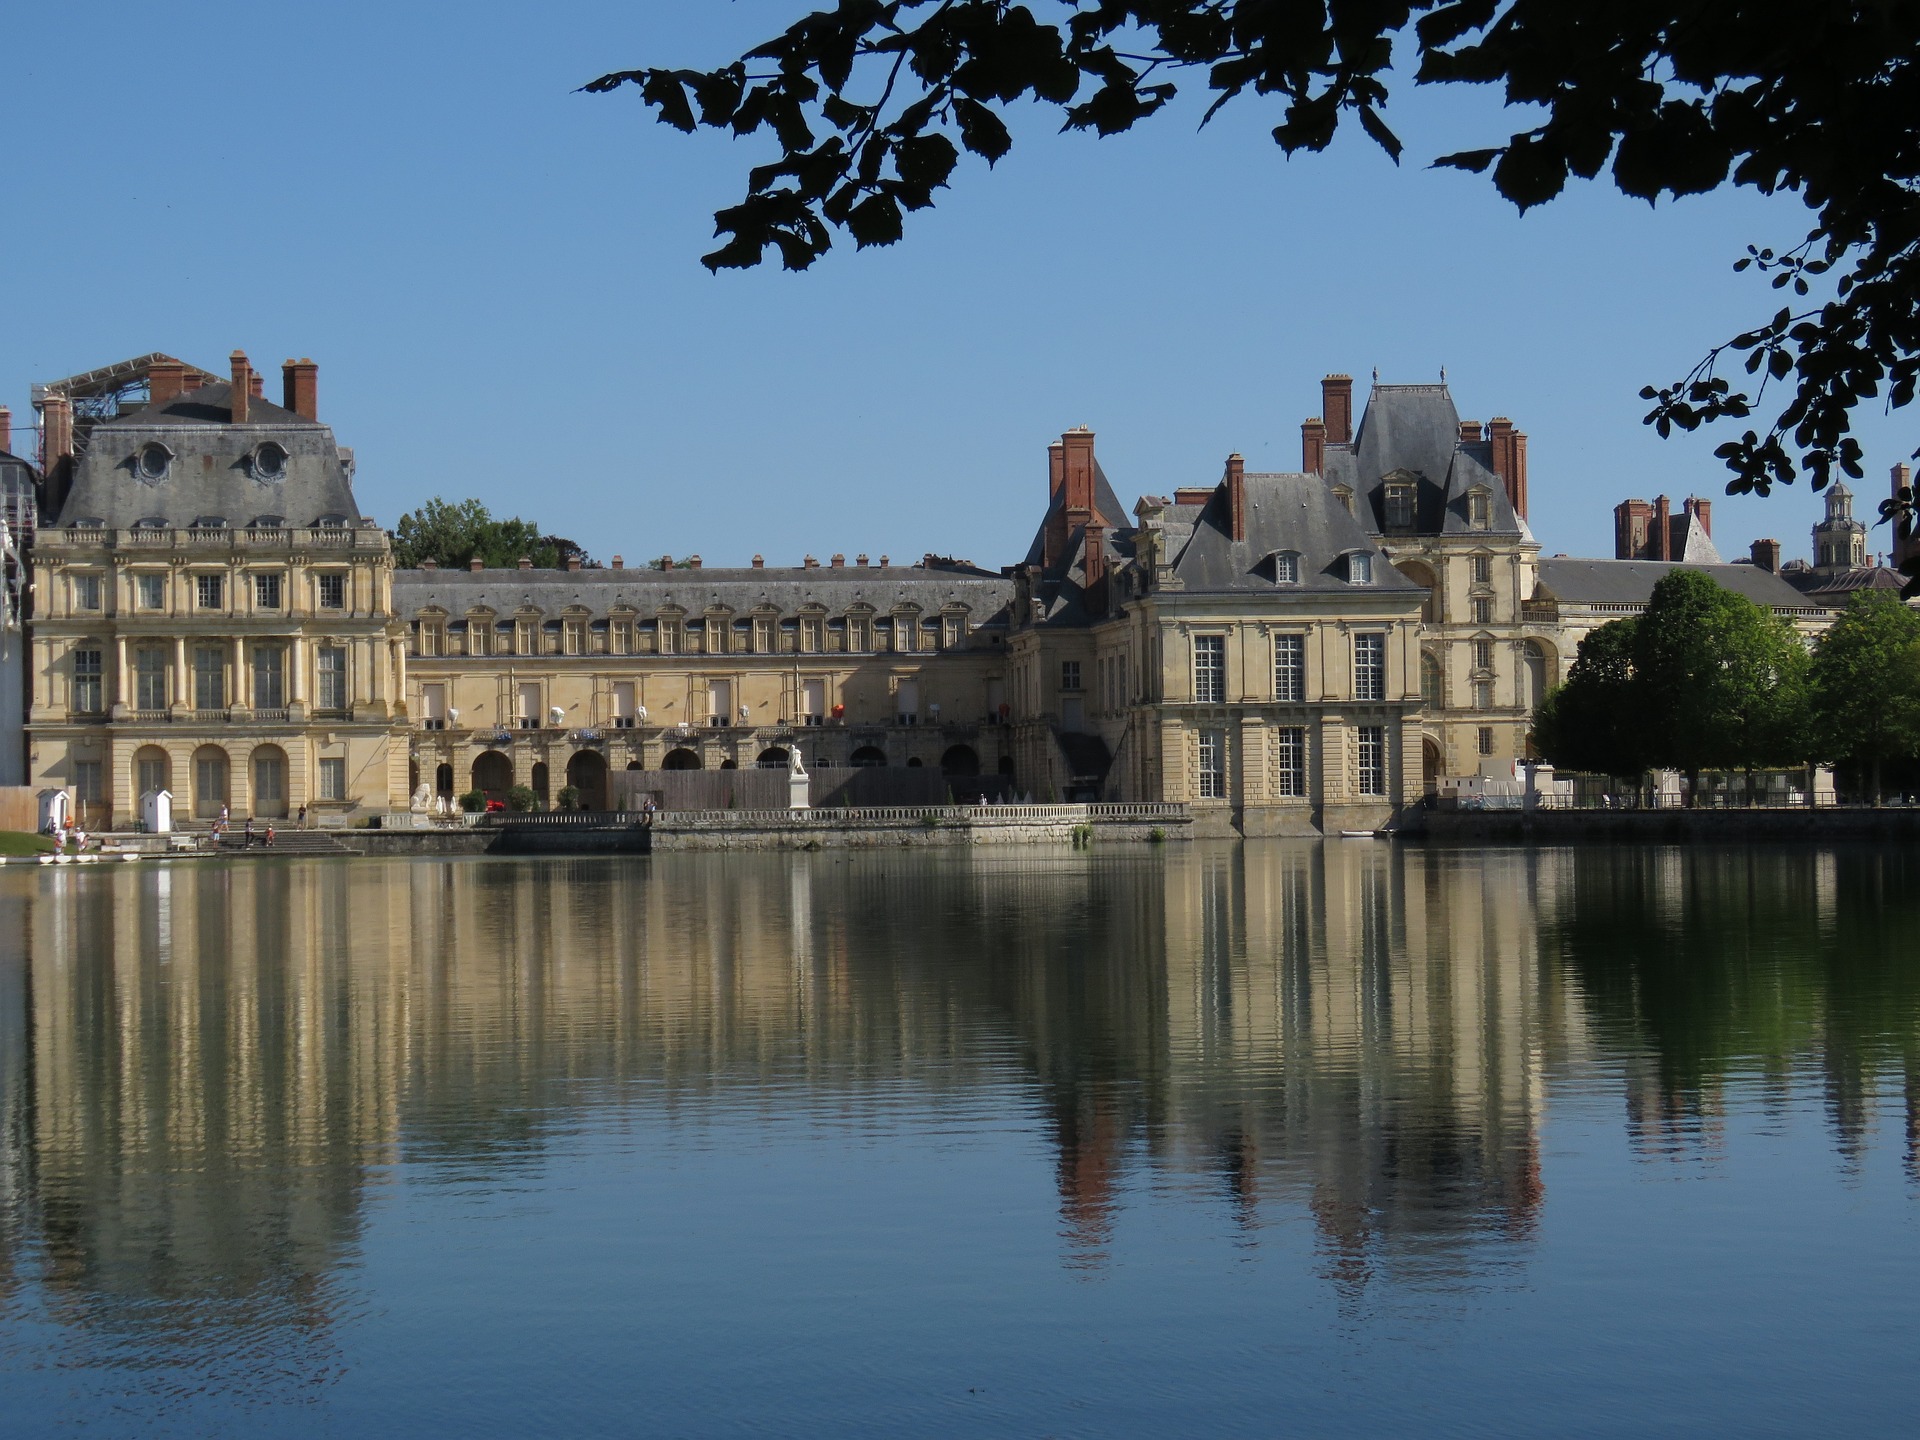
[1531,619,1644,779]
[591,2,1920,499]
[1809,591,1920,804]
[392,497,593,570]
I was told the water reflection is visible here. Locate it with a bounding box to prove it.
[0,843,1916,1408]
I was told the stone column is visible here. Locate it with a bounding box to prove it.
[231,636,247,713]
[1398,713,1424,810]
[289,635,307,715]
[113,636,129,718]
[1318,714,1348,807]
[172,636,189,715]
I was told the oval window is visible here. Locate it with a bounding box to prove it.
[137,442,171,482]
[251,442,288,481]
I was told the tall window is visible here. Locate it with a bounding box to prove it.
[71,649,103,713]
[1277,727,1306,798]
[1061,660,1082,691]
[316,646,347,711]
[318,757,347,800]
[943,616,962,648]
[252,647,285,709]
[1274,634,1304,702]
[563,619,586,655]
[1198,729,1227,799]
[1478,725,1495,756]
[1273,552,1299,584]
[1385,484,1415,530]
[1472,554,1492,584]
[801,618,822,653]
[195,574,224,610]
[1349,553,1373,585]
[1474,680,1493,710]
[611,618,634,655]
[137,753,167,797]
[73,760,103,813]
[253,572,282,609]
[1357,726,1385,797]
[73,574,102,611]
[193,647,225,709]
[1469,490,1490,528]
[849,616,871,652]
[1420,652,1443,709]
[1471,597,1493,624]
[135,647,167,710]
[1194,635,1226,703]
[136,573,166,609]
[1473,638,1495,671]
[1353,633,1385,702]
[317,573,346,610]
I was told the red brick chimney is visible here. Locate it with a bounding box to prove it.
[182,370,206,392]
[566,556,582,572]
[1301,417,1326,475]
[1224,453,1246,542]
[41,393,72,468]
[469,556,485,571]
[248,370,265,400]
[518,556,533,570]
[1048,440,1065,502]
[1750,538,1782,573]
[1487,418,1529,520]
[612,555,624,569]
[0,406,9,455]
[830,553,845,568]
[1686,496,1711,536]
[1322,375,1353,445]
[1654,494,1672,560]
[282,358,318,420]
[229,351,251,424]
[751,554,764,569]
[1062,427,1096,516]
[148,361,185,408]
[1459,419,1483,445]
[689,555,702,569]
[1083,521,1106,592]
[1511,431,1529,519]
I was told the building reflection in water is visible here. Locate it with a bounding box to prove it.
[1,842,1916,1387]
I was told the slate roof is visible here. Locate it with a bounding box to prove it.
[1786,564,1905,600]
[1535,558,1825,611]
[394,565,1014,622]
[1167,472,1420,597]
[1321,383,1529,539]
[53,380,361,530]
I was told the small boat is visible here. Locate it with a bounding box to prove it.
[1339,829,1379,838]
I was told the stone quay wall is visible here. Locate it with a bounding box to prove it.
[1423,806,1920,844]
[650,803,1190,851]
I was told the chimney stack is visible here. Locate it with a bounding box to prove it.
[1750,538,1782,573]
[41,392,72,468]
[229,351,251,423]
[1686,495,1711,536]
[518,556,533,570]
[1062,427,1096,516]
[0,406,9,455]
[1048,440,1065,501]
[1654,494,1672,560]
[1487,418,1529,520]
[1322,375,1353,446]
[612,555,623,569]
[880,555,889,568]
[422,558,438,571]
[1224,453,1246,542]
[566,556,582,572]
[282,357,318,420]
[182,370,206,392]
[804,555,818,569]
[1459,419,1483,445]
[751,554,764,569]
[856,553,868,567]
[1084,520,1107,611]
[470,556,485,571]
[688,555,702,569]
[830,553,845,568]
[248,370,265,399]
[1301,417,1326,475]
[149,361,185,408]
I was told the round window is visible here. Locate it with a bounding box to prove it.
[251,442,288,481]
[136,442,171,482]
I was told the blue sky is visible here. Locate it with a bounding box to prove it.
[1,2,1904,569]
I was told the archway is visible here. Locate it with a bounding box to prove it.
[850,745,887,767]
[997,755,1015,776]
[566,750,609,810]
[251,744,290,818]
[940,745,980,777]
[626,760,642,771]
[756,747,790,768]
[720,759,738,770]
[133,745,170,802]
[191,745,229,820]
[662,748,701,770]
[435,762,455,797]
[1422,737,1443,798]
[1520,640,1551,711]
[1420,651,1444,710]
[1396,559,1440,623]
[472,750,512,800]
[531,762,550,807]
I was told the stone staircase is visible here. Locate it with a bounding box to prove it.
[212,829,360,857]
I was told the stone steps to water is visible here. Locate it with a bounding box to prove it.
[212,830,359,856]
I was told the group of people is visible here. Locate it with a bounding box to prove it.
[209,804,283,848]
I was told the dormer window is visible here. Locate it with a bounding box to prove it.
[1332,484,1355,516]
[316,514,348,529]
[250,441,288,482]
[1348,552,1373,585]
[1468,488,1491,529]
[1385,482,1416,531]
[1271,551,1301,584]
[136,442,171,483]
[250,514,286,530]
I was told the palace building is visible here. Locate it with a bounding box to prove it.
[12,351,1841,834]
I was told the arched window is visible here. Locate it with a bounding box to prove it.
[1420,652,1444,710]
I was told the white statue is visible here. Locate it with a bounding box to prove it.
[635,705,648,725]
[447,706,460,726]
[789,748,808,777]
[549,705,566,727]
[412,782,432,812]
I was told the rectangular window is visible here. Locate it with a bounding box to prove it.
[1198,729,1227,800]
[1474,680,1493,710]
[318,757,346,801]
[1472,554,1492,584]
[803,678,826,722]
[516,622,537,656]
[252,647,285,710]
[317,573,346,610]
[135,647,167,710]
[253,572,282,609]
[1469,491,1490,528]
[659,620,680,656]
[1472,597,1493,625]
[1478,725,1495,756]
[849,617,871,652]
[71,648,103,713]
[518,682,543,729]
[195,574,224,610]
[1194,635,1226,704]
[1357,725,1385,797]
[705,619,725,655]
[193,647,225,710]
[1061,660,1082,692]
[1474,639,1494,671]
[73,760,103,809]
[943,616,962,649]
[1274,634,1304,702]
[1385,486,1414,530]
[753,618,774,654]
[316,647,347,712]
[611,619,634,655]
[1277,727,1307,798]
[74,574,102,611]
[1354,633,1385,702]
[137,754,167,797]
[1348,553,1373,585]
[612,682,635,724]
[1273,552,1299,584]
[421,683,448,728]
[564,620,585,656]
[801,618,822,654]
[136,573,166,609]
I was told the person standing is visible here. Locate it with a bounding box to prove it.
[264,824,275,848]
[244,818,255,849]
[297,803,307,830]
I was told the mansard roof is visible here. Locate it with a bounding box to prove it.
[1167,471,1419,596]
[53,380,361,529]
[1322,383,1528,539]
[394,565,1014,623]
[1535,558,1823,611]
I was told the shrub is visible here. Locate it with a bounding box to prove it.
[1148,826,1167,843]
[556,785,582,811]
[459,789,487,814]
[506,785,538,813]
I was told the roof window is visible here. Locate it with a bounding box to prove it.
[250,441,288,482]
[136,442,172,483]
[1269,550,1301,584]
[1348,552,1374,585]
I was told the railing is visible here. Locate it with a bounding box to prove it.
[646,803,1191,824]
[128,709,169,723]
[252,708,289,722]
[36,525,384,553]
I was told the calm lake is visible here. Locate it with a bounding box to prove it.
[0,844,1915,1437]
